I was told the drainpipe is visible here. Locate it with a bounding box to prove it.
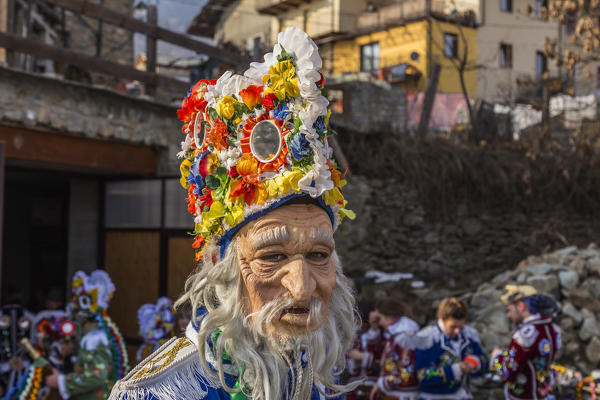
[426,0,432,78]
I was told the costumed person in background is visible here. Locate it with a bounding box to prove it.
[136,297,175,363]
[32,310,76,373]
[491,285,562,400]
[416,297,487,400]
[2,310,76,400]
[0,304,34,396]
[367,297,420,400]
[109,26,358,400]
[44,270,129,400]
[346,303,384,400]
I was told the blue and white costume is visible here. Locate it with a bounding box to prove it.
[109,316,341,400]
[415,321,487,399]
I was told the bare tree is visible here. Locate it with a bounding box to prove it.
[430,21,480,142]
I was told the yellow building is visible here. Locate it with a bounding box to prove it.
[333,18,478,96]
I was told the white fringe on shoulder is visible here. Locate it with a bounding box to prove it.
[108,345,219,400]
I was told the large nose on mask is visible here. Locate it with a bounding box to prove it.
[281,256,317,303]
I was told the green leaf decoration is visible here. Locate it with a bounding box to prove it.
[292,152,314,172]
[209,107,218,121]
[292,117,302,134]
[277,47,291,62]
[214,166,228,179]
[205,175,221,190]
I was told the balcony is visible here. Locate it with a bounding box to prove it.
[357,0,479,31]
[256,0,312,15]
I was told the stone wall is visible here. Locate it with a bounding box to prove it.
[466,245,600,373]
[0,66,181,175]
[329,80,407,135]
[335,175,599,325]
[336,175,597,278]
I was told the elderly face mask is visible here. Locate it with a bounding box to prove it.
[235,204,336,338]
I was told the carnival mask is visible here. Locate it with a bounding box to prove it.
[235,203,336,338]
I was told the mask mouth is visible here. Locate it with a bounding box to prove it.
[281,306,310,318]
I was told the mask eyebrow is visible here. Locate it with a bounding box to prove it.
[310,227,335,250]
[252,226,289,250]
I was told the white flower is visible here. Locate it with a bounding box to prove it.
[194,214,203,225]
[179,134,193,154]
[218,147,242,170]
[298,141,333,197]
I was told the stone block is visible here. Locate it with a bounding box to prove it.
[558,269,579,290]
[579,317,600,341]
[526,274,559,294]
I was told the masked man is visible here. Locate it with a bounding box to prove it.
[491,285,561,400]
[45,270,129,400]
[416,297,487,400]
[109,27,358,400]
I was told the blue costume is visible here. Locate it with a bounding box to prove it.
[415,321,487,399]
[109,315,341,400]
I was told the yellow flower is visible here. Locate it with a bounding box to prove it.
[262,60,300,100]
[204,201,226,220]
[323,187,343,206]
[225,204,245,227]
[264,168,304,198]
[339,201,356,221]
[216,96,237,119]
[87,288,99,313]
[179,158,193,188]
[324,109,332,126]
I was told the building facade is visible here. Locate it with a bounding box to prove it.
[476,0,560,103]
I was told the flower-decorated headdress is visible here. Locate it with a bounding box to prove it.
[137,297,175,343]
[177,27,354,258]
[71,270,115,314]
[33,310,75,346]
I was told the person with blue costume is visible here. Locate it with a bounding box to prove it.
[109,26,358,400]
[416,298,487,400]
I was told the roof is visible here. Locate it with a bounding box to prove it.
[187,0,236,37]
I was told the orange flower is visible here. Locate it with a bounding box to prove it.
[236,153,259,178]
[206,119,229,151]
[192,235,205,249]
[186,186,197,214]
[239,85,263,109]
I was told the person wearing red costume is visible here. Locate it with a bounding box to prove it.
[346,307,385,399]
[370,298,420,400]
[491,285,562,400]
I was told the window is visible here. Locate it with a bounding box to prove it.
[500,0,512,12]
[536,0,548,19]
[536,51,547,78]
[444,33,458,58]
[360,42,380,72]
[499,43,513,68]
[566,12,577,35]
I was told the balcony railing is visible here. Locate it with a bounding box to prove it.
[357,0,479,31]
[256,0,312,15]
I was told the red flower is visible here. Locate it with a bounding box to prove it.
[316,72,326,89]
[229,179,256,205]
[262,93,278,110]
[227,166,239,179]
[207,119,229,151]
[239,85,263,109]
[199,191,213,210]
[192,235,204,249]
[186,186,197,214]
